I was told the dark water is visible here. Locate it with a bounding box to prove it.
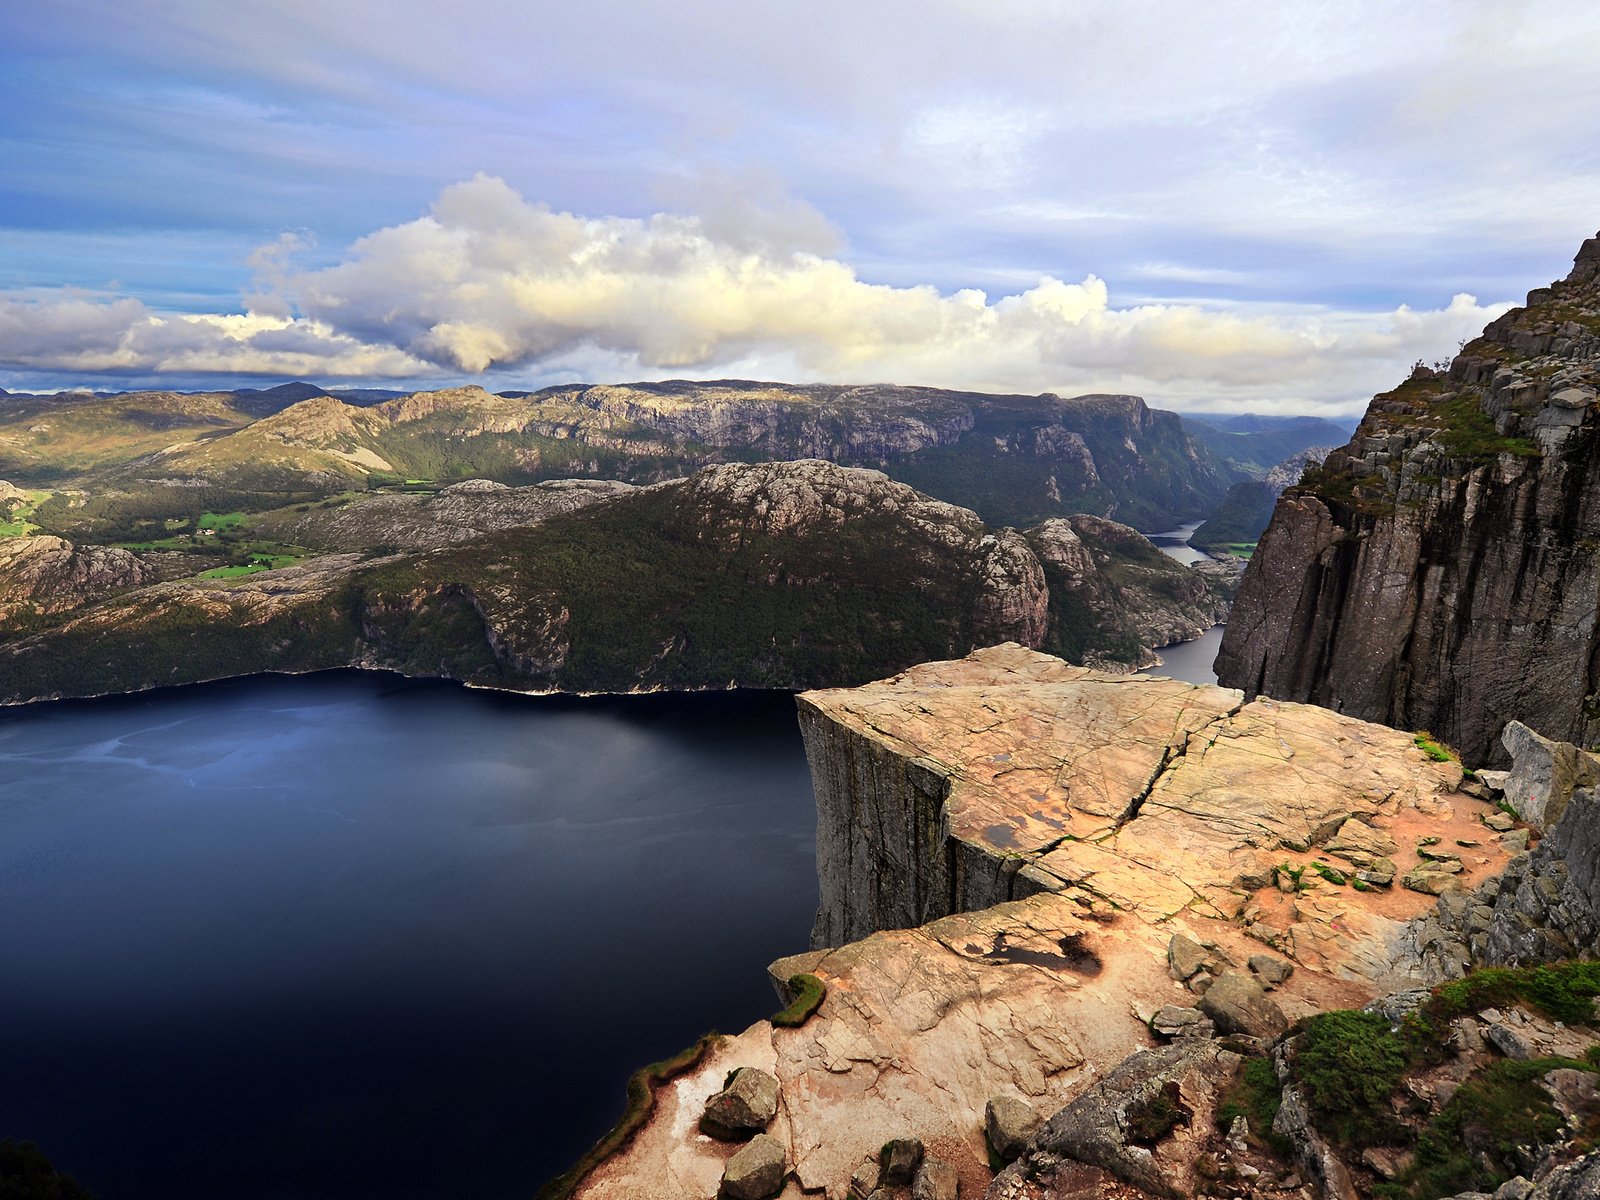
[1150,625,1225,686]
[0,674,819,1200]
[1146,520,1210,567]
[1145,520,1223,685]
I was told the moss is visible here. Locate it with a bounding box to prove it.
[1125,1081,1189,1145]
[534,1032,721,1200]
[1413,731,1456,763]
[1295,1010,1408,1145]
[772,974,826,1028]
[1310,861,1348,886]
[1216,1057,1291,1158]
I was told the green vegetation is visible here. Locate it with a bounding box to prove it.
[771,974,826,1028]
[1422,962,1600,1028]
[533,1033,721,1200]
[1309,861,1347,886]
[197,510,248,531]
[1383,1058,1595,1200]
[0,489,51,537]
[1190,480,1277,552]
[1413,731,1456,763]
[1274,862,1311,892]
[1296,1010,1408,1144]
[1216,1058,1291,1156]
[0,1139,95,1199]
[1256,964,1600,1200]
[1429,392,1539,461]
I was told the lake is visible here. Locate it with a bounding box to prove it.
[0,675,818,1200]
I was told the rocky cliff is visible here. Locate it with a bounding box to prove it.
[575,645,1558,1200]
[1217,231,1600,764]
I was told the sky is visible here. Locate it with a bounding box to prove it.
[1,1,1597,416]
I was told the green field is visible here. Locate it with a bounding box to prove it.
[196,553,300,580]
[198,511,250,531]
[0,490,53,537]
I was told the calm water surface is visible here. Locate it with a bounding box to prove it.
[0,674,818,1200]
[1146,521,1223,685]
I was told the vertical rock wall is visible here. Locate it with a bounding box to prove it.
[1217,232,1600,765]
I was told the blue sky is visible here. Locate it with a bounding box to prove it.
[2,0,1597,414]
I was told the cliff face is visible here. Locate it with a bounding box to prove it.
[799,644,1503,955]
[0,535,152,622]
[1217,231,1600,764]
[580,646,1531,1200]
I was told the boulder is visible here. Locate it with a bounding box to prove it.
[1248,954,1294,988]
[1027,1039,1243,1198]
[1197,972,1288,1040]
[880,1138,924,1185]
[985,1096,1042,1163]
[1503,721,1600,833]
[1404,868,1464,896]
[912,1157,959,1200]
[1150,1006,1216,1040]
[1356,857,1397,887]
[847,1159,879,1199]
[1167,933,1210,981]
[701,1067,781,1140]
[720,1134,787,1200]
[1325,818,1399,863]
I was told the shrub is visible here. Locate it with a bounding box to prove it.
[1295,1010,1407,1144]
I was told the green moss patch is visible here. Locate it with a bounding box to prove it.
[772,974,826,1028]
[534,1032,721,1200]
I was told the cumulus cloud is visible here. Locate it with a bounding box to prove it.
[1,177,1514,414]
[0,294,429,379]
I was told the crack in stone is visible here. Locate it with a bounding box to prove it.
[1105,699,1247,835]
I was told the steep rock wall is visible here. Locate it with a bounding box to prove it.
[1218,231,1600,764]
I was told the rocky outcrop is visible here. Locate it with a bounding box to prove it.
[0,534,153,622]
[1025,515,1230,672]
[266,477,635,551]
[1218,231,1600,764]
[799,644,1507,955]
[578,646,1526,1200]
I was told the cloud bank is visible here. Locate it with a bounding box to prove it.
[1,177,1513,415]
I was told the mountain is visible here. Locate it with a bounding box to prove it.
[1217,229,1600,764]
[1180,412,1354,477]
[1189,445,1336,552]
[0,461,1226,703]
[11,381,1243,534]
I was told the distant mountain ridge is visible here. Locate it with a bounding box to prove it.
[3,379,1342,534]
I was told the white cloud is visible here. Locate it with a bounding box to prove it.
[0,177,1518,414]
[0,295,430,379]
